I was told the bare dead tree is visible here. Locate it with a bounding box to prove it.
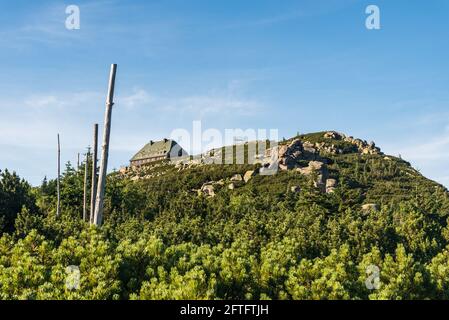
[93,64,117,226]
[83,147,90,221]
[57,134,61,216]
[90,124,98,224]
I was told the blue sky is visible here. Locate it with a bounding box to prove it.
[0,0,448,186]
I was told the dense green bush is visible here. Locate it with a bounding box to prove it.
[1,133,449,299]
[0,169,37,233]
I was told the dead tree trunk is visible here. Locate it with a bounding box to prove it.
[93,64,117,226]
[57,134,61,216]
[90,124,98,224]
[83,147,90,221]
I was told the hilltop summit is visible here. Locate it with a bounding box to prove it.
[119,130,447,207]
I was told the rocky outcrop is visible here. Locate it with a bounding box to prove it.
[314,175,327,193]
[313,141,343,155]
[193,170,257,195]
[295,161,329,192]
[326,179,337,193]
[200,183,215,197]
[277,139,304,170]
[296,160,327,175]
[119,161,170,180]
[321,131,382,155]
[361,203,379,212]
[244,170,256,183]
[119,167,128,174]
[264,138,323,171]
[345,137,380,155]
[324,131,344,140]
[301,141,320,160]
[230,174,243,182]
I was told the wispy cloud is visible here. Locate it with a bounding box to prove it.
[220,10,304,30]
[117,85,264,116]
[0,91,103,148]
[118,89,154,110]
[161,94,262,116]
[0,1,181,53]
[0,83,266,184]
[23,91,102,110]
[385,126,449,187]
[0,3,85,49]
[395,131,449,161]
[24,95,58,108]
[0,83,264,147]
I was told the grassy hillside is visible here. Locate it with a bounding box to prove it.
[1,131,449,299]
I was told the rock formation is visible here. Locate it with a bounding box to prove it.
[361,203,379,212]
[326,179,337,193]
[200,183,215,197]
[230,174,243,182]
[277,139,304,170]
[244,170,256,183]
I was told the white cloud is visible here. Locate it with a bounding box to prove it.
[164,78,263,115]
[384,127,449,187]
[23,91,102,109]
[0,91,103,148]
[163,94,261,116]
[119,89,154,109]
[220,11,304,30]
[24,95,59,108]
[395,129,449,161]
[0,83,265,184]
[115,87,263,116]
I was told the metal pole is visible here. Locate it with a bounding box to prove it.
[93,64,117,226]
[90,124,98,224]
[83,147,90,221]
